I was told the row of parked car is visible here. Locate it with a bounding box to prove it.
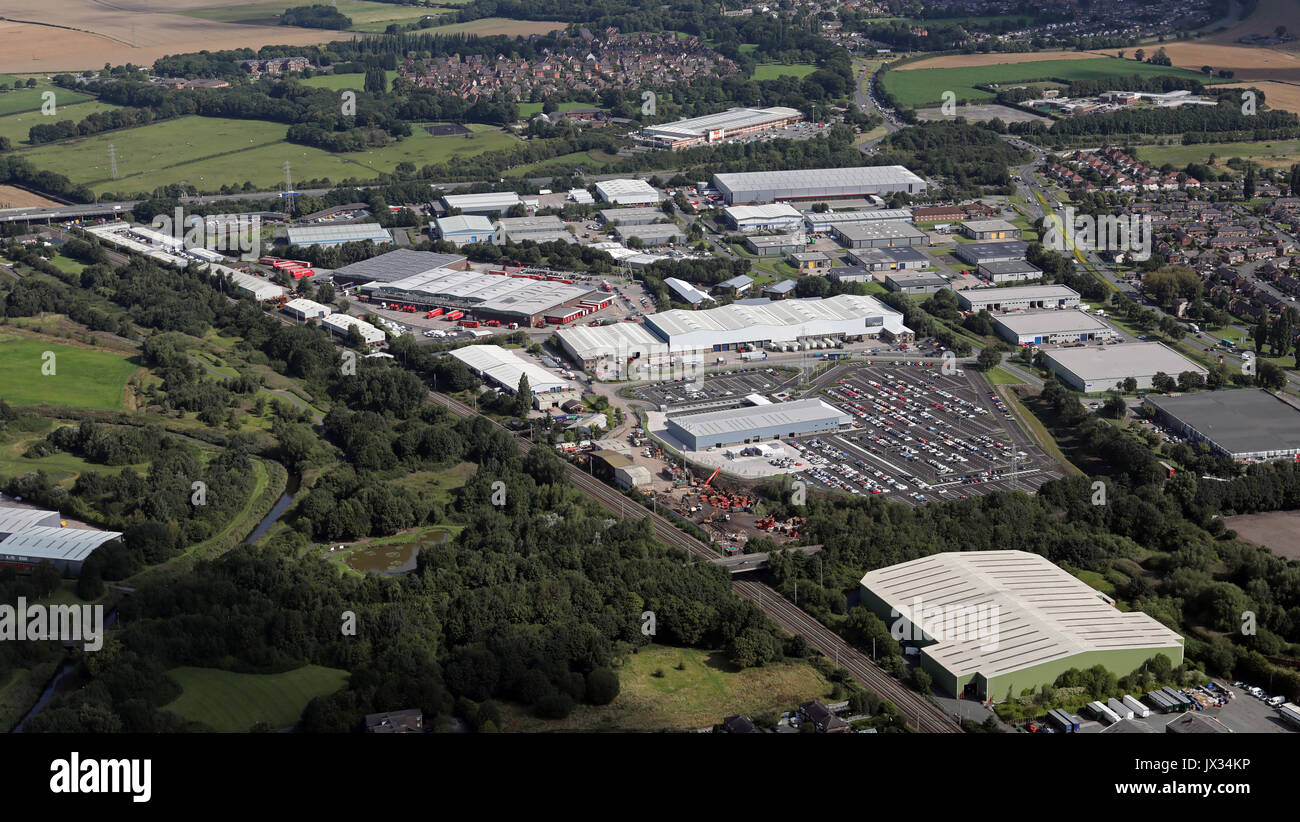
[1233,681,1287,706]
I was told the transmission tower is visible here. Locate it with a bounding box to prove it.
[108,144,118,180]
[283,161,294,216]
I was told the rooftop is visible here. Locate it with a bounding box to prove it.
[642,106,802,139]
[285,223,391,245]
[993,310,1114,334]
[449,344,572,393]
[725,203,804,222]
[332,249,467,283]
[669,398,851,438]
[1144,390,1300,457]
[860,551,1184,680]
[962,219,1019,232]
[649,294,908,338]
[958,284,1079,303]
[0,522,123,563]
[714,165,927,193]
[833,220,928,242]
[1044,342,1206,379]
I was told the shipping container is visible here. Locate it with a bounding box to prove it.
[1106,698,1134,720]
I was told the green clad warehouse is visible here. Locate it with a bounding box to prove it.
[859,551,1184,700]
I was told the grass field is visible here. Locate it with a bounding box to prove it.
[0,100,123,147]
[423,17,564,37]
[0,335,138,410]
[299,69,399,92]
[1136,139,1300,170]
[0,85,93,117]
[500,645,831,731]
[517,101,603,117]
[180,0,449,31]
[752,63,817,81]
[16,114,519,194]
[884,56,1223,107]
[162,665,349,732]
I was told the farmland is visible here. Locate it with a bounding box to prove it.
[1135,139,1300,170]
[0,84,94,117]
[884,56,1226,107]
[180,0,452,32]
[161,665,350,732]
[752,63,817,81]
[1221,81,1300,115]
[0,100,123,147]
[14,115,519,195]
[0,185,61,207]
[0,335,139,410]
[299,70,400,92]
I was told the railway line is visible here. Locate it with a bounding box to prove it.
[429,390,963,733]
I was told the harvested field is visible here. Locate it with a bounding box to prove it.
[1091,43,1300,83]
[0,186,61,208]
[1224,509,1300,560]
[894,50,1106,70]
[1220,81,1300,115]
[422,17,563,37]
[1204,0,1300,51]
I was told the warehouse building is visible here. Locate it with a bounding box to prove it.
[953,241,1029,266]
[209,265,286,302]
[321,313,386,347]
[832,220,928,249]
[441,192,523,216]
[595,178,661,205]
[1043,342,1206,393]
[860,551,1184,700]
[978,260,1043,283]
[332,249,467,286]
[764,279,798,299]
[1143,390,1300,462]
[494,215,568,243]
[664,277,713,306]
[789,251,832,272]
[283,298,333,322]
[848,247,929,272]
[715,274,754,296]
[667,399,853,450]
[614,464,653,489]
[0,523,124,576]
[804,208,914,233]
[993,310,1119,346]
[956,284,1080,313]
[827,265,872,283]
[646,294,911,351]
[598,207,667,227]
[614,223,684,246]
[959,219,1021,240]
[556,322,700,377]
[636,106,803,150]
[432,215,494,245]
[448,345,573,406]
[362,268,595,325]
[884,271,949,295]
[285,223,392,248]
[712,165,928,205]
[744,234,804,256]
[723,203,805,233]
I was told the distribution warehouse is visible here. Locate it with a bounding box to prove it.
[1042,342,1206,392]
[448,345,574,407]
[1143,390,1300,461]
[956,284,1080,312]
[636,106,803,150]
[667,399,852,450]
[711,165,928,205]
[993,310,1119,346]
[360,268,596,325]
[285,223,392,248]
[859,551,1184,700]
[0,504,122,575]
[331,249,467,285]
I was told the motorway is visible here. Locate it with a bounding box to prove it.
[426,389,962,733]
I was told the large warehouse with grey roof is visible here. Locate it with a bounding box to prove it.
[1143,390,1300,461]
[712,165,928,205]
[667,399,852,450]
[1043,342,1206,393]
[859,550,1184,700]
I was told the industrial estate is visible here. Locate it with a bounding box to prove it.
[0,0,1297,765]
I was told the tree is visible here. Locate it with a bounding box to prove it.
[515,373,532,417]
[976,347,1001,371]
[585,669,620,705]
[363,67,387,94]
[1103,394,1126,419]
[1243,165,1257,199]
[1151,372,1176,393]
[1122,377,1138,394]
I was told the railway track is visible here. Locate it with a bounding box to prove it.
[732,579,962,733]
[429,391,963,733]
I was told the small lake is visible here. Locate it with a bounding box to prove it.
[343,529,453,575]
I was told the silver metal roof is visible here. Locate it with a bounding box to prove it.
[714,165,926,194]
[1044,342,1206,380]
[0,505,62,532]
[333,249,467,282]
[286,223,392,244]
[670,399,850,437]
[449,345,571,393]
[994,310,1113,335]
[833,220,927,242]
[642,106,802,139]
[0,525,123,563]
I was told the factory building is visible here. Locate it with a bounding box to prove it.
[803,208,914,234]
[1043,342,1206,393]
[556,322,701,377]
[494,215,569,243]
[992,310,1119,346]
[598,207,667,227]
[744,234,804,256]
[361,268,596,325]
[331,249,468,286]
[285,223,392,248]
[859,551,1184,700]
[832,220,928,249]
[850,246,930,271]
[614,223,685,246]
[595,179,662,205]
[953,241,1029,266]
[282,298,334,322]
[321,313,386,347]
[432,215,494,245]
[764,279,798,299]
[959,219,1021,240]
[0,504,122,576]
[956,284,1080,313]
[667,399,853,451]
[636,106,803,150]
[1143,390,1300,462]
[884,271,949,295]
[723,203,805,233]
[978,260,1044,283]
[207,264,286,302]
[645,294,912,352]
[441,192,524,216]
[789,251,832,272]
[664,277,713,306]
[714,274,754,296]
[448,344,573,406]
[712,165,928,205]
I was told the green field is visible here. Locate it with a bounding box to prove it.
[752,63,817,81]
[17,115,519,194]
[1135,139,1300,170]
[884,57,1223,107]
[0,101,123,147]
[0,336,138,410]
[299,70,399,92]
[179,0,449,32]
[162,665,349,732]
[0,86,93,118]
[517,101,603,117]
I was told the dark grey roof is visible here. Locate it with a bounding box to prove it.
[1145,390,1300,457]
[333,249,466,283]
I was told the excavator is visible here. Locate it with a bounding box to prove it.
[702,466,722,489]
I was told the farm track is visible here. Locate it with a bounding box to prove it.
[428,390,962,733]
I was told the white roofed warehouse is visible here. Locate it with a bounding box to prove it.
[723,203,805,233]
[636,106,803,150]
[321,313,386,347]
[645,294,913,351]
[712,165,927,205]
[448,345,573,407]
[859,551,1184,700]
[1043,342,1206,393]
[595,179,662,205]
[667,399,852,450]
[993,311,1119,346]
[0,504,122,575]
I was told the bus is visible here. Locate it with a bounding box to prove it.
[1220,338,1235,349]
